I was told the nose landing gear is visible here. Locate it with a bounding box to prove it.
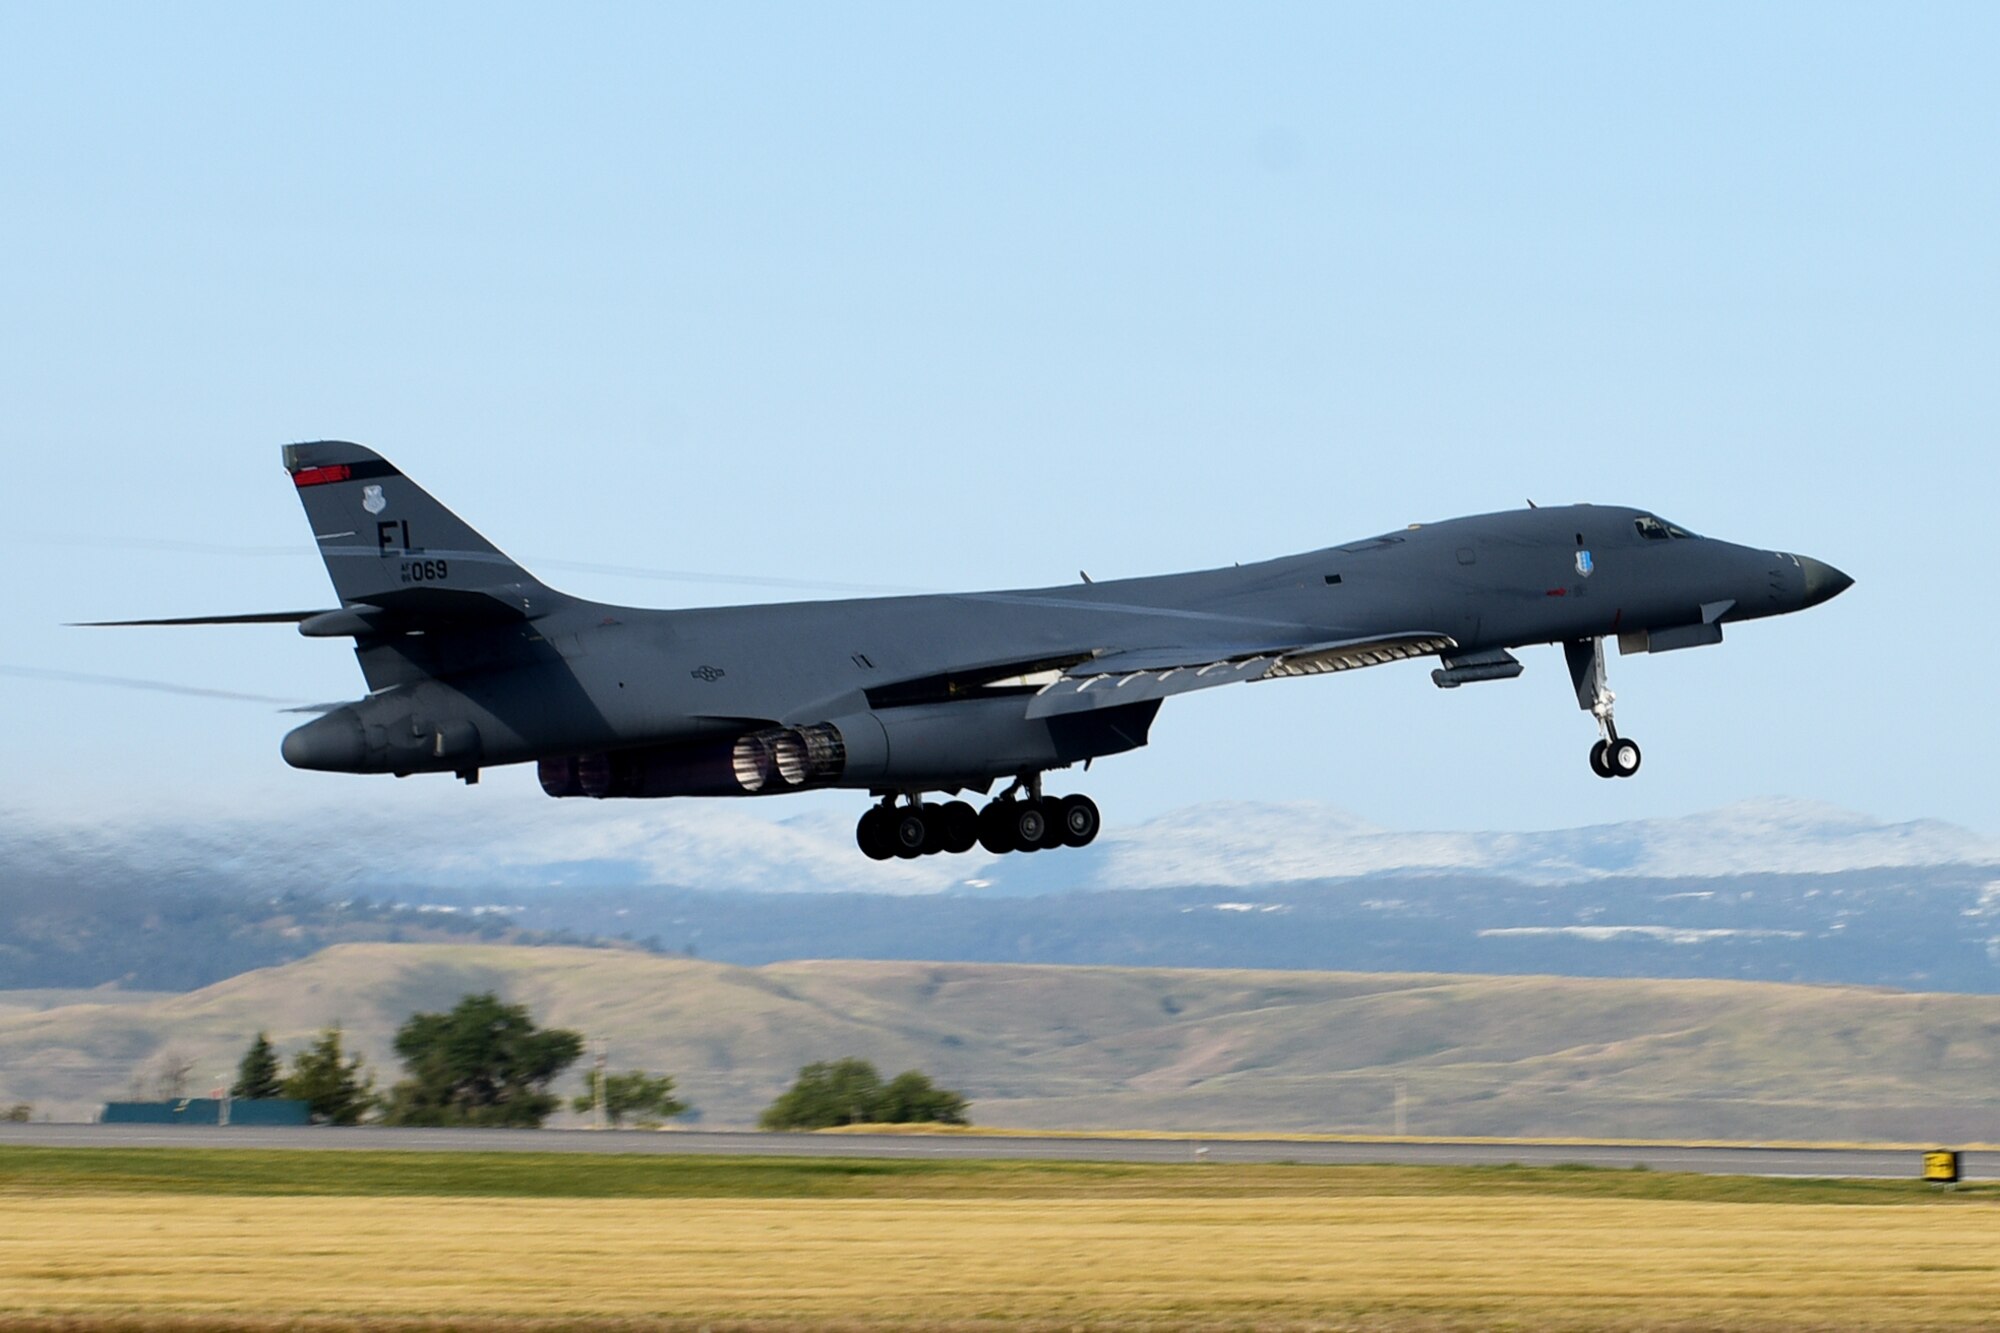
[1588,735,1642,779]
[1566,638,1642,780]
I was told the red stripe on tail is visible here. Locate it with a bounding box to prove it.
[293,464,352,488]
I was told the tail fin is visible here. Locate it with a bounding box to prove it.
[283,441,560,619]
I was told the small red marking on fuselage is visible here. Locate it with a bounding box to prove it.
[1544,588,1567,597]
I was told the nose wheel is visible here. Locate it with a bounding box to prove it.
[1588,736,1642,779]
[1566,638,1642,780]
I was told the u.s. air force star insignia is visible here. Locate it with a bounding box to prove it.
[361,484,387,515]
[691,665,726,682]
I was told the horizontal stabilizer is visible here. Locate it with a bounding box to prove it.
[72,610,333,627]
[76,587,537,637]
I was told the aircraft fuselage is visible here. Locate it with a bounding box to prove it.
[279,499,1846,797]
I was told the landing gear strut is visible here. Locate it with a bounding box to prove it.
[1565,638,1641,780]
[854,776,1101,859]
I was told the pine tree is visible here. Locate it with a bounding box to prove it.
[282,1027,377,1125]
[231,1032,285,1100]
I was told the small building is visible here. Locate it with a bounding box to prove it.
[101,1098,311,1126]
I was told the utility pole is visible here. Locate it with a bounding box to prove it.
[593,1039,607,1131]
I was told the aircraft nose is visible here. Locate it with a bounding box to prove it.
[1798,556,1854,607]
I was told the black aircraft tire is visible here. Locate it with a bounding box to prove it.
[856,807,894,861]
[1610,737,1642,778]
[939,801,979,854]
[1033,798,1067,850]
[1058,794,1101,848]
[1589,740,1613,779]
[890,810,929,859]
[1012,801,1049,854]
[977,802,1016,855]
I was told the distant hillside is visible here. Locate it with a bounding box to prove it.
[10,796,1996,901]
[5,799,1997,994]
[0,879,617,991]
[3,943,1997,1143]
[488,862,2000,994]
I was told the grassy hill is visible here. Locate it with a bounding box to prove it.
[2,943,1996,1141]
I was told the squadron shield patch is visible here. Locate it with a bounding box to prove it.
[1575,549,1595,577]
[362,484,387,515]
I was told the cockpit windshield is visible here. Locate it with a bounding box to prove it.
[1634,515,1698,541]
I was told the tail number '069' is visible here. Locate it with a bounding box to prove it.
[401,559,449,583]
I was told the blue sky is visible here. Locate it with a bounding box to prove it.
[1,3,1994,842]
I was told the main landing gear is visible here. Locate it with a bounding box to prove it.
[1565,638,1642,780]
[855,777,1101,860]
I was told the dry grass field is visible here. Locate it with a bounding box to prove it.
[2,1150,1997,1330]
[4,1193,2000,1330]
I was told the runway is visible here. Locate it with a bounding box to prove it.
[0,1122,1967,1179]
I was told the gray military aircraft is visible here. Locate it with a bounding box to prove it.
[97,442,1851,860]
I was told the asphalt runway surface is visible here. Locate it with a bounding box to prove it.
[0,1123,1969,1179]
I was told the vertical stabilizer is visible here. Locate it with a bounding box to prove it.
[282,441,557,615]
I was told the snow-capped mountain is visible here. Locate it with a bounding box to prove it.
[1087,797,2000,890]
[5,795,1994,899]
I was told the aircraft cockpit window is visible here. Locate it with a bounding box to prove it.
[1634,516,1699,541]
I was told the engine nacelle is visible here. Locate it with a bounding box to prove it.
[824,698,1157,787]
[538,699,1157,798]
[541,723,847,799]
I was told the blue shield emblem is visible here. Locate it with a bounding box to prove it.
[1575,550,1594,578]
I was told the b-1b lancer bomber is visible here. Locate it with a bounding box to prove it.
[98,443,1852,860]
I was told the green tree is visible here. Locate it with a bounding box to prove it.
[231,1031,285,1100]
[571,1069,689,1127]
[757,1058,971,1130]
[282,1027,376,1125]
[759,1057,886,1130]
[383,992,584,1127]
[2,1104,30,1123]
[877,1069,970,1126]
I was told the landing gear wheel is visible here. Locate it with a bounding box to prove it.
[1588,740,1613,779]
[977,801,1016,855]
[889,809,929,859]
[938,801,979,855]
[1057,794,1100,847]
[1011,801,1049,854]
[1031,798,1066,850]
[856,807,894,860]
[1607,737,1642,778]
